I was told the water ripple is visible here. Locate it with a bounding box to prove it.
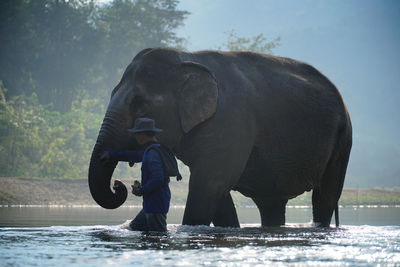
[1,224,399,266]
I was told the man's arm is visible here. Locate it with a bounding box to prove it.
[109,150,144,162]
[100,150,144,166]
[140,150,165,196]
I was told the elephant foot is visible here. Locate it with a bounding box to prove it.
[252,197,288,227]
[313,221,331,228]
[212,192,240,228]
[182,207,212,226]
[182,193,240,228]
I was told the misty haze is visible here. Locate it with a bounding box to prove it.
[1,1,399,266]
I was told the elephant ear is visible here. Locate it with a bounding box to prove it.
[179,61,219,133]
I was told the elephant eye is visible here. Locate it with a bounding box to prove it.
[130,95,148,115]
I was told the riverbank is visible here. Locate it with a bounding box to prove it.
[1,177,400,206]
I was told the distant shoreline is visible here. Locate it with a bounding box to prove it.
[1,204,400,209]
[1,177,400,207]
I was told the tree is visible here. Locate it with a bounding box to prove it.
[91,0,189,104]
[0,0,100,113]
[220,30,280,54]
[0,0,190,178]
[0,82,103,178]
[0,0,36,97]
[0,0,188,112]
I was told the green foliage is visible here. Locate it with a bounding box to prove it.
[0,0,188,112]
[90,0,189,106]
[0,0,189,178]
[0,83,102,178]
[220,30,280,54]
[0,0,100,113]
[338,189,400,206]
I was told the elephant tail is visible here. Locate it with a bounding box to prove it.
[334,203,339,227]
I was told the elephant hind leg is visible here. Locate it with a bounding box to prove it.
[252,197,288,227]
[312,145,351,227]
[212,192,240,227]
[312,188,336,227]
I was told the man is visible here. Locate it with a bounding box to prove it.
[100,118,170,232]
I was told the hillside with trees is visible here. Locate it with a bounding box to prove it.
[0,0,188,178]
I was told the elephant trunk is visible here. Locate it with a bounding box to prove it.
[88,111,131,209]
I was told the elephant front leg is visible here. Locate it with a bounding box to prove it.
[181,125,255,227]
[252,197,288,226]
[182,184,216,226]
[212,192,240,227]
[182,170,241,226]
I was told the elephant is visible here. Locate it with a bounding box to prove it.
[88,47,352,228]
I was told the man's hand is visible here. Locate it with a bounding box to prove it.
[131,184,142,197]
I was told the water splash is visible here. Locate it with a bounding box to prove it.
[4,223,399,266]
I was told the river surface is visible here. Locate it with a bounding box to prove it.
[1,206,399,266]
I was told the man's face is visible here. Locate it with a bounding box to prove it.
[134,132,147,145]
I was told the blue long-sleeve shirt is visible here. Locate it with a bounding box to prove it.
[109,144,171,214]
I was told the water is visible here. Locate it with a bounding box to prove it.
[1,207,399,266]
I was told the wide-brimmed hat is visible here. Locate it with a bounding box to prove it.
[127,118,163,133]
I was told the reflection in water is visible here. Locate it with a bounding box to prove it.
[1,207,400,266]
[1,206,400,227]
[1,223,399,266]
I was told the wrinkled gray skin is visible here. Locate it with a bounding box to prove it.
[88,48,352,227]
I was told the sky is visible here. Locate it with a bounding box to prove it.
[176,0,400,187]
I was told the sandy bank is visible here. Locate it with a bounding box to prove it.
[0,177,141,206]
[1,177,399,206]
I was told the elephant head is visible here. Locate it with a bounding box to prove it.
[88,48,219,209]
